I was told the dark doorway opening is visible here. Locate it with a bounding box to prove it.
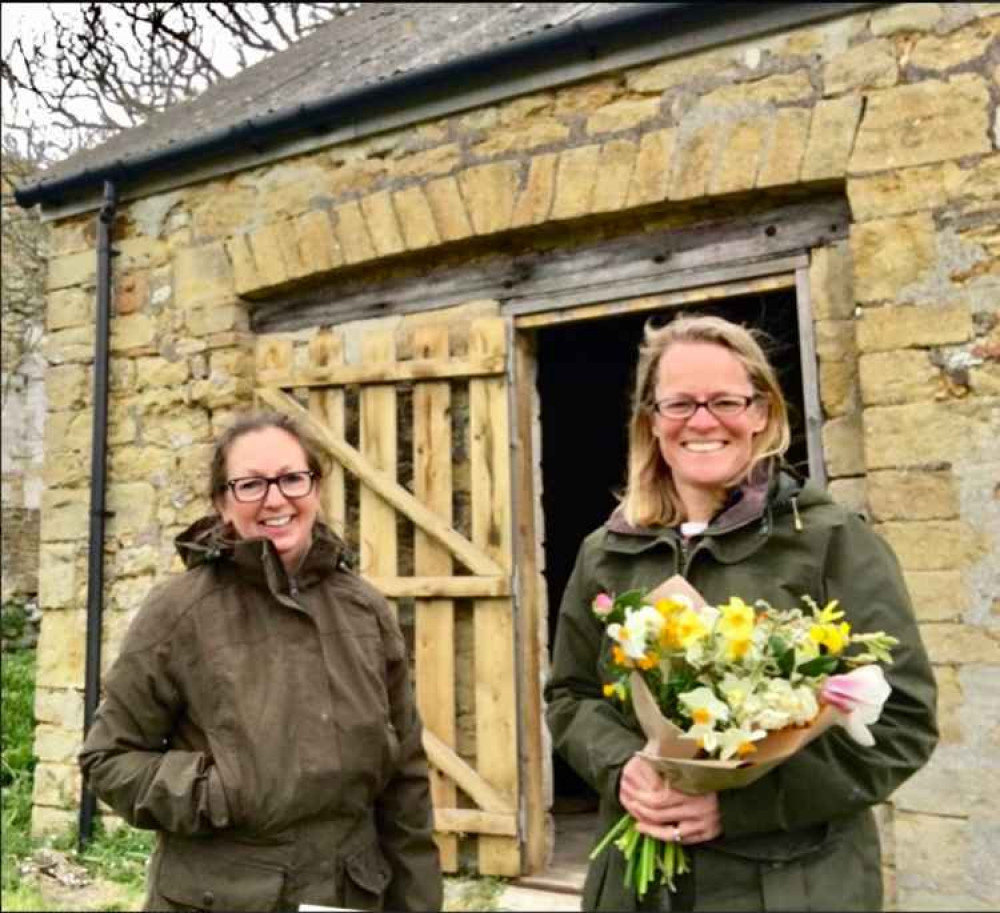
[535,288,807,807]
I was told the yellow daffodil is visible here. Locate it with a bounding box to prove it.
[675,608,709,649]
[816,600,845,624]
[725,637,752,662]
[655,597,688,619]
[602,682,626,701]
[611,645,629,667]
[637,653,657,670]
[809,620,851,654]
[718,597,756,640]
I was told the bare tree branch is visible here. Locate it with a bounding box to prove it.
[1,2,358,375]
[2,2,358,168]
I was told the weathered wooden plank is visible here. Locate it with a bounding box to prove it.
[513,271,797,329]
[251,198,849,333]
[505,256,807,318]
[307,329,346,537]
[412,324,459,872]
[256,388,506,576]
[469,317,521,876]
[259,354,505,389]
[422,729,514,815]
[369,576,510,598]
[796,266,827,487]
[511,331,550,874]
[255,336,294,377]
[359,331,397,610]
[434,809,518,837]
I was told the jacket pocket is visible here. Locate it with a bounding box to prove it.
[156,841,285,912]
[341,843,391,911]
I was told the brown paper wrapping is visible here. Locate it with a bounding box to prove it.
[628,575,841,794]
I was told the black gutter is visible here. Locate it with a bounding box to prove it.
[78,180,116,850]
[14,2,880,210]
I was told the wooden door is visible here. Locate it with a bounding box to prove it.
[255,312,521,876]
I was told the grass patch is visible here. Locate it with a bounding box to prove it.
[77,820,154,889]
[1,647,151,911]
[443,874,506,911]
[2,649,38,897]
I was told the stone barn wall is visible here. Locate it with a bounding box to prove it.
[34,4,998,907]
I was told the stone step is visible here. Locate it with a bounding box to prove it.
[495,884,581,912]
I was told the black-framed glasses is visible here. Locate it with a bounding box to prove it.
[652,394,760,421]
[226,471,317,502]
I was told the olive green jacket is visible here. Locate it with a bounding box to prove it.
[545,471,938,912]
[80,518,442,912]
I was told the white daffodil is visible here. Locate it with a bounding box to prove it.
[679,686,730,728]
[683,722,720,754]
[716,725,768,761]
[718,673,754,713]
[610,605,664,660]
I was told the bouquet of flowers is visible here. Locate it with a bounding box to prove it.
[588,575,897,899]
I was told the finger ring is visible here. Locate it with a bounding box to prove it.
[673,825,682,843]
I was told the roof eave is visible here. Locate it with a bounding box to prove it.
[14,2,885,211]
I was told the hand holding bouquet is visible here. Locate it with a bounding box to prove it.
[589,575,897,898]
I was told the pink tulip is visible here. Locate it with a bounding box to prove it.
[593,593,614,616]
[822,665,892,747]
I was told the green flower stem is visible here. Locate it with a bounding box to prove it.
[590,814,692,899]
[588,812,633,860]
[641,832,655,896]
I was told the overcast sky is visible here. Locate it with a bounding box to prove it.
[1,3,262,161]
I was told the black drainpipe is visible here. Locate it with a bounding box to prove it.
[78,180,116,849]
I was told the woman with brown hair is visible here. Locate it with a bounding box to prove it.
[545,314,937,911]
[81,412,442,912]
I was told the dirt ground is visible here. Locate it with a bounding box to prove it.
[11,849,503,912]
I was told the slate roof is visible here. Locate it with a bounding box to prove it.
[36,2,641,186]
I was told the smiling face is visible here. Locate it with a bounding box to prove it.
[216,426,320,571]
[652,341,768,521]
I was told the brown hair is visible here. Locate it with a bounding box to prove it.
[209,411,327,507]
[620,314,791,528]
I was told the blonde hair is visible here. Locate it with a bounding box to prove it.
[620,314,791,528]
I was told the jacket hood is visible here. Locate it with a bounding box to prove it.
[175,515,351,596]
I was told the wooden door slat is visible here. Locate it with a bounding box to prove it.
[469,316,521,876]
[360,332,398,602]
[256,388,505,576]
[412,325,459,872]
[307,329,346,536]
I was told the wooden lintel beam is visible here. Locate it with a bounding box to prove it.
[258,354,506,389]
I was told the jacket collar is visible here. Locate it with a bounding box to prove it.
[175,515,349,602]
[606,461,779,538]
[601,464,820,563]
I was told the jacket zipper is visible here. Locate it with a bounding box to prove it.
[681,537,710,579]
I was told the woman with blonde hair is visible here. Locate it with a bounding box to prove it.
[545,314,937,911]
